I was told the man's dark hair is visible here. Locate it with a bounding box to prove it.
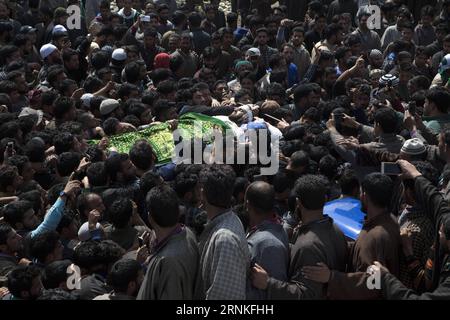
[0,121,20,140]
[83,76,103,93]
[408,75,430,91]
[25,138,46,163]
[62,48,78,63]
[188,12,202,28]
[47,183,65,206]
[146,185,180,227]
[91,50,110,71]
[256,27,268,35]
[294,174,329,210]
[42,259,72,289]
[173,172,198,198]
[108,198,133,229]
[6,155,30,177]
[18,190,43,215]
[0,224,13,246]
[58,79,77,96]
[103,117,120,136]
[293,83,314,104]
[86,161,108,186]
[335,46,351,61]
[123,115,140,128]
[426,87,450,114]
[292,26,305,35]
[172,11,187,26]
[0,45,19,65]
[46,66,64,87]
[86,146,105,163]
[404,161,439,190]
[56,209,77,233]
[2,200,34,228]
[0,81,17,96]
[290,151,310,168]
[107,259,142,293]
[268,53,284,69]
[226,12,238,24]
[53,96,74,120]
[73,240,102,271]
[53,132,75,155]
[140,171,162,195]
[199,165,236,208]
[374,107,398,134]
[339,169,360,196]
[41,90,59,106]
[97,240,124,267]
[319,155,338,180]
[202,46,220,60]
[324,23,342,40]
[0,165,18,192]
[105,153,129,182]
[361,173,393,208]
[117,83,139,101]
[129,140,154,171]
[125,100,147,119]
[56,152,81,177]
[124,61,142,84]
[7,265,42,299]
[30,231,61,264]
[246,181,275,213]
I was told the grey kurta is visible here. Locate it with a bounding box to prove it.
[137,227,200,300]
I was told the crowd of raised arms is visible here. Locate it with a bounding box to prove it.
[0,0,449,300]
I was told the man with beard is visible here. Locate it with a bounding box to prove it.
[422,87,450,135]
[302,173,401,299]
[351,11,381,53]
[0,224,24,277]
[251,175,348,299]
[94,259,144,300]
[254,27,278,72]
[7,71,29,112]
[201,46,232,81]
[37,43,62,84]
[105,153,139,199]
[283,83,321,121]
[63,49,84,85]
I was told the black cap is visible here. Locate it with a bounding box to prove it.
[0,21,13,32]
[19,25,37,34]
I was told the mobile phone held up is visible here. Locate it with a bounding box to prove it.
[7,141,14,156]
[381,162,402,176]
[407,101,416,115]
[333,113,344,128]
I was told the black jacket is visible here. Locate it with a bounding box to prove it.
[382,255,450,300]
[413,176,450,289]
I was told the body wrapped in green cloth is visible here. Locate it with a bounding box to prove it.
[88,113,230,164]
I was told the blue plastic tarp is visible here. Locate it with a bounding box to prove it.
[324,198,365,240]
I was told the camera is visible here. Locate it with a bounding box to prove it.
[381,162,402,176]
